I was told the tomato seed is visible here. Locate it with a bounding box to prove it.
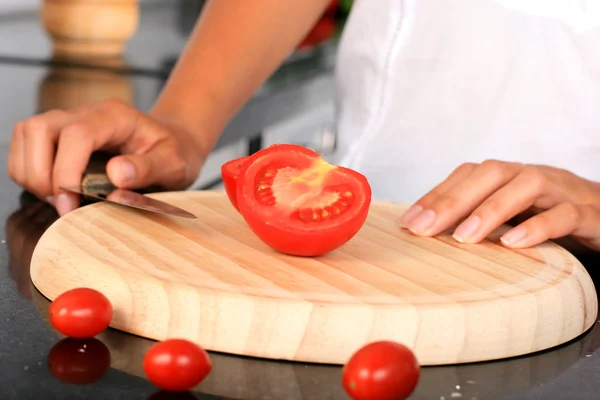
[297,209,314,222]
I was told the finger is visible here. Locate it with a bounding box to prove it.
[406,160,523,236]
[400,162,477,226]
[452,166,550,243]
[500,203,600,250]
[9,108,89,199]
[107,145,189,190]
[7,121,25,185]
[51,124,94,216]
[22,110,73,199]
[51,101,139,215]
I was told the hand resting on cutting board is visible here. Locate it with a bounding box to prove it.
[400,161,600,252]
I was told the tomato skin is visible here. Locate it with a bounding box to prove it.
[221,156,251,212]
[143,339,212,392]
[49,288,113,338]
[47,337,111,385]
[342,341,420,400]
[236,144,371,257]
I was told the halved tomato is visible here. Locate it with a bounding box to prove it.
[221,156,251,212]
[236,144,372,256]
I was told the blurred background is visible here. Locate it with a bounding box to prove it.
[0,0,353,190]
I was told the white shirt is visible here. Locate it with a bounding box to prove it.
[334,0,600,203]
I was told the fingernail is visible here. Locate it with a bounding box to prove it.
[115,161,136,185]
[45,196,55,206]
[500,226,528,246]
[400,204,423,227]
[55,193,78,216]
[453,215,481,243]
[408,209,436,234]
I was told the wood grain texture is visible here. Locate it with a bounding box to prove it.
[30,190,598,366]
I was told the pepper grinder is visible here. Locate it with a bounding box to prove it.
[40,0,140,57]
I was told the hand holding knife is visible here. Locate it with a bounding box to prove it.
[59,152,198,220]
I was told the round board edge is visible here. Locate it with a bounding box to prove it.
[29,189,599,366]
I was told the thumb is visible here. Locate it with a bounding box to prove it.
[106,148,190,190]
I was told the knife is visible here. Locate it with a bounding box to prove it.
[59,152,198,220]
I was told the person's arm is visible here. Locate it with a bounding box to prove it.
[7,0,331,216]
[150,0,334,154]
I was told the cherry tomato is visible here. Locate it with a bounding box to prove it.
[143,339,212,392]
[342,341,420,400]
[49,287,113,338]
[297,17,338,50]
[47,337,111,384]
[221,156,251,212]
[236,144,371,256]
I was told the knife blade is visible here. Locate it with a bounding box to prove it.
[59,152,198,220]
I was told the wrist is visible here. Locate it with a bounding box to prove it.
[149,79,232,153]
[149,106,221,161]
[146,114,215,188]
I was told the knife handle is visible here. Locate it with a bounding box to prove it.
[81,152,160,194]
[81,152,117,194]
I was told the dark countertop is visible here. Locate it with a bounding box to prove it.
[2,2,600,400]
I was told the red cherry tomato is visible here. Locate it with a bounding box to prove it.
[236,144,371,256]
[47,337,111,384]
[221,156,251,212]
[49,287,113,338]
[143,339,212,392]
[342,341,420,400]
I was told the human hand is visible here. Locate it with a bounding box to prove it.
[399,160,600,251]
[7,99,207,216]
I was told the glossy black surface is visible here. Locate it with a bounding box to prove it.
[1,2,600,400]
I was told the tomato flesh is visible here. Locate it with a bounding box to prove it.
[143,339,212,392]
[47,337,111,385]
[221,156,250,212]
[236,144,371,256]
[49,287,113,338]
[342,341,420,400]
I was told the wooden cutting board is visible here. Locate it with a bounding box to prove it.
[30,190,598,366]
